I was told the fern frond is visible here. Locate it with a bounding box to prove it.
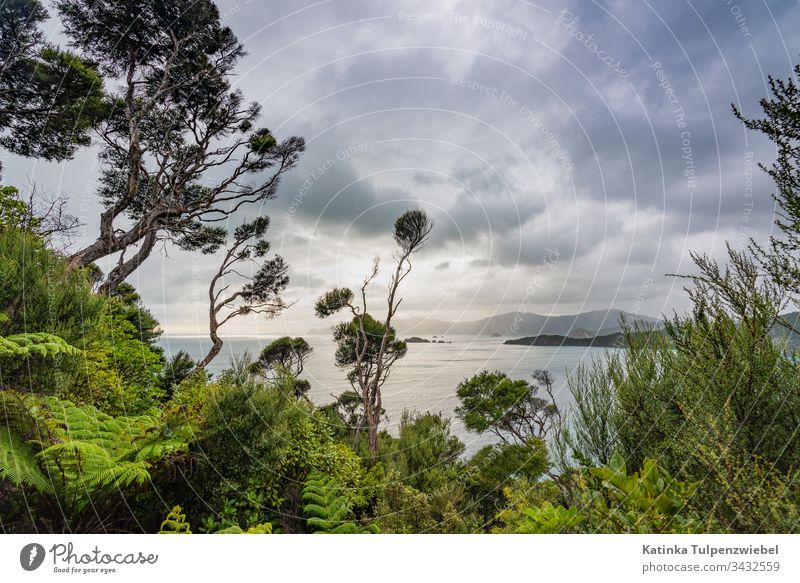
[0,333,81,359]
[0,427,53,493]
[158,505,192,534]
[301,471,368,534]
[80,460,152,489]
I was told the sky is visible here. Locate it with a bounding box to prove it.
[4,0,800,335]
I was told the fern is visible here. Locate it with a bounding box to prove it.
[0,390,192,510]
[158,505,192,534]
[301,472,374,533]
[157,505,272,534]
[0,428,53,493]
[214,523,273,534]
[0,332,81,359]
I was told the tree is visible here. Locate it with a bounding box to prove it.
[158,350,196,398]
[391,411,465,492]
[254,336,312,375]
[560,246,800,531]
[315,209,433,462]
[464,439,550,525]
[0,186,33,230]
[251,336,312,398]
[0,228,105,343]
[195,217,289,370]
[108,282,163,347]
[55,0,305,293]
[0,0,104,166]
[0,185,81,248]
[455,369,561,445]
[734,62,800,303]
[330,312,406,440]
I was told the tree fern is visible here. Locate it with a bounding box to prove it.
[301,472,375,533]
[0,332,81,359]
[0,428,53,493]
[0,389,192,512]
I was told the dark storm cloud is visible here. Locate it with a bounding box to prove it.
[5,0,799,329]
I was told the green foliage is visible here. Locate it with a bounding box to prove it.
[582,452,701,533]
[493,478,562,533]
[464,439,550,525]
[193,366,373,532]
[512,453,700,534]
[158,350,196,397]
[249,128,276,153]
[54,0,305,293]
[556,356,618,469]
[250,337,312,399]
[214,523,273,534]
[0,186,38,231]
[0,0,104,162]
[386,411,464,492]
[734,63,800,298]
[0,388,192,531]
[36,396,188,494]
[157,505,273,534]
[0,332,81,359]
[0,230,163,412]
[253,336,312,378]
[314,288,354,318]
[372,469,476,534]
[393,209,434,252]
[455,369,559,444]
[158,506,192,534]
[109,283,163,347]
[0,427,53,493]
[516,503,585,534]
[0,229,104,342]
[301,472,374,533]
[331,314,407,377]
[558,250,800,532]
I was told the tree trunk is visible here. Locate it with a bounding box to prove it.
[97,230,158,295]
[367,415,379,465]
[196,334,223,370]
[195,292,223,372]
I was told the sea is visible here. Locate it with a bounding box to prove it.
[158,334,618,456]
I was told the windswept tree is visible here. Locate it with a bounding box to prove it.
[195,217,289,370]
[251,336,312,398]
[455,369,561,445]
[55,0,304,293]
[0,0,104,167]
[253,336,312,377]
[315,209,433,461]
[734,63,800,303]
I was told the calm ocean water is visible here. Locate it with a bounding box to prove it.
[159,334,617,456]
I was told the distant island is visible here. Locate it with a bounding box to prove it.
[392,308,660,337]
[504,332,626,348]
[405,337,451,344]
[309,308,661,337]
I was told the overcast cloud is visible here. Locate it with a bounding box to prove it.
[4,0,800,335]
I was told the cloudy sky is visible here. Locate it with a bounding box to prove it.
[5,0,800,335]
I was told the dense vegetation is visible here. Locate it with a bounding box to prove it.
[1,0,799,534]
